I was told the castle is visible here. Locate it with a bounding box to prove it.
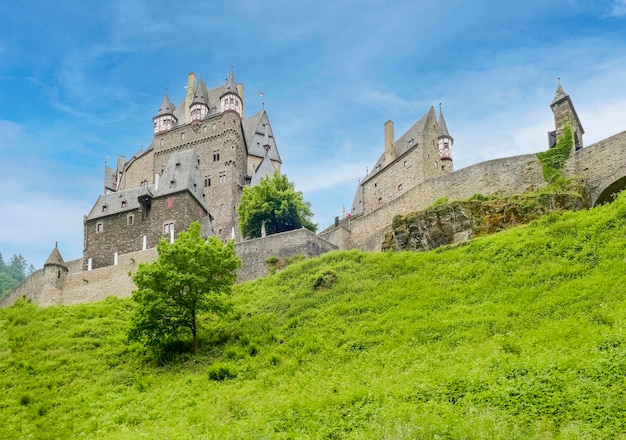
[84,70,283,270]
[4,77,626,308]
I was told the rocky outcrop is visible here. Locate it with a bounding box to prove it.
[382,192,585,251]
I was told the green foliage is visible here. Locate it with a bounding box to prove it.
[238,171,316,238]
[431,196,449,207]
[4,194,626,437]
[0,253,33,299]
[207,363,237,381]
[129,222,241,355]
[538,123,574,184]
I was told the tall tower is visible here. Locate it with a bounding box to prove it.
[153,90,177,135]
[549,79,584,150]
[437,104,454,173]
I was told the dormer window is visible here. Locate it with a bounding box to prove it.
[170,180,175,188]
[121,201,126,208]
[102,205,107,212]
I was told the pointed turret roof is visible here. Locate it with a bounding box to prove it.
[44,243,66,268]
[437,105,452,140]
[222,69,239,96]
[192,78,210,106]
[156,90,176,116]
[551,80,569,106]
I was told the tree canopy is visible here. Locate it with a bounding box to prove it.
[0,253,34,299]
[238,171,316,239]
[129,222,241,354]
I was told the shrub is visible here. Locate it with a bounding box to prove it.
[207,363,237,381]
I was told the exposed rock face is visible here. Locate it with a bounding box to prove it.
[382,193,585,251]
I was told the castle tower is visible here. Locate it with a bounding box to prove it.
[190,78,210,123]
[43,243,68,289]
[153,90,177,135]
[220,69,243,119]
[437,104,454,173]
[549,80,584,150]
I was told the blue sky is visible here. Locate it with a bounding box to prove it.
[1,0,626,267]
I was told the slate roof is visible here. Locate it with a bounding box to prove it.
[156,91,176,116]
[86,186,154,221]
[192,78,210,107]
[551,83,568,106]
[250,155,276,186]
[154,148,208,210]
[361,107,437,184]
[44,244,66,268]
[104,165,117,191]
[222,70,239,96]
[438,107,452,140]
[243,110,282,162]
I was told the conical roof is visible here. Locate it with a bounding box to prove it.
[192,78,210,106]
[156,90,176,116]
[222,70,239,96]
[44,243,66,268]
[438,105,452,139]
[551,81,569,106]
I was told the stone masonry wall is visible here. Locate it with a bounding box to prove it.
[235,228,338,282]
[347,153,546,251]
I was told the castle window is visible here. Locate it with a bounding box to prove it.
[163,222,174,234]
[378,197,382,204]
[96,222,104,233]
[203,125,208,133]
[219,171,226,183]
[374,183,377,188]
[127,214,135,226]
[434,161,438,168]
[170,180,175,188]
[398,184,403,191]
[213,150,220,161]
[181,132,185,140]
[204,176,211,187]
[102,205,107,212]
[219,203,224,211]
[160,139,164,147]
[121,201,126,208]
[404,160,408,167]
[213,123,216,131]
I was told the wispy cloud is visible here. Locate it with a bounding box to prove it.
[611,0,626,16]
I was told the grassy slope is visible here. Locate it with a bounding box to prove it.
[2,195,626,439]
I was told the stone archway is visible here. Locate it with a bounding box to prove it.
[594,176,626,206]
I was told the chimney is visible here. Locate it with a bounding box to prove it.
[185,73,196,124]
[384,120,396,164]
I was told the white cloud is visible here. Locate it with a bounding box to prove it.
[611,0,626,16]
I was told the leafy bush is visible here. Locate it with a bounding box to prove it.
[207,363,237,381]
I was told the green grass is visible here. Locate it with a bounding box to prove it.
[2,193,626,438]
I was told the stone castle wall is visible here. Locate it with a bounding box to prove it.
[1,230,335,308]
[347,153,546,251]
[235,228,337,282]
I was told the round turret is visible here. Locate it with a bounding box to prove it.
[153,90,178,135]
[220,70,243,119]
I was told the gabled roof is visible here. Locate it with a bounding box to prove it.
[155,149,208,211]
[361,107,437,184]
[155,91,176,117]
[243,110,282,162]
[104,165,117,191]
[250,155,276,186]
[44,244,66,268]
[192,78,210,107]
[550,81,585,135]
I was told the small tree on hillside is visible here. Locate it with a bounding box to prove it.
[238,171,316,239]
[129,222,241,354]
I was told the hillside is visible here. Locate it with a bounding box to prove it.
[1,194,626,439]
